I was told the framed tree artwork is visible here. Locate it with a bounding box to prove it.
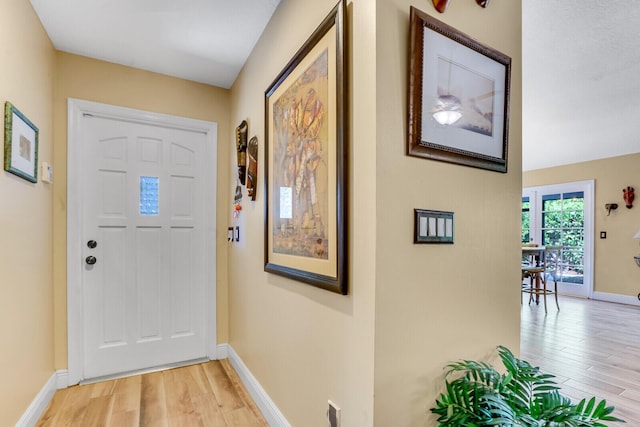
[264,0,347,294]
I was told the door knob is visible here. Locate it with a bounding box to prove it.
[85,256,97,265]
[87,240,97,249]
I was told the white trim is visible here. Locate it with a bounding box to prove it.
[66,98,217,385]
[216,343,229,359]
[16,371,66,427]
[592,291,640,306]
[56,369,69,389]
[227,345,291,427]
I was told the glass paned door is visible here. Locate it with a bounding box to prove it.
[521,196,531,243]
[541,192,585,285]
[522,181,593,298]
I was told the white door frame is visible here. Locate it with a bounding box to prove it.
[523,180,594,299]
[67,98,218,385]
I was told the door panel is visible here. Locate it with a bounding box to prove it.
[82,115,207,379]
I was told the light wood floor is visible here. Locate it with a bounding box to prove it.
[521,295,640,424]
[36,359,268,426]
[35,296,640,425]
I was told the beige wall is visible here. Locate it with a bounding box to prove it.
[0,0,55,424]
[2,0,521,424]
[228,0,376,426]
[52,52,232,368]
[524,154,640,298]
[229,0,521,425]
[374,1,522,425]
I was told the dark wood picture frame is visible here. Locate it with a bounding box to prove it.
[264,0,347,294]
[408,7,511,173]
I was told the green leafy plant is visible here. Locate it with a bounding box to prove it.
[431,346,624,426]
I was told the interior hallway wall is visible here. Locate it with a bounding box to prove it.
[373,1,523,425]
[0,0,55,424]
[228,0,522,425]
[228,0,377,425]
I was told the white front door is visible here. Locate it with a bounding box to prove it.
[67,100,217,383]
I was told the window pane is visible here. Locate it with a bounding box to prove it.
[563,228,584,247]
[543,229,562,246]
[140,176,159,215]
[561,249,584,284]
[562,210,584,228]
[521,197,530,243]
[563,191,584,200]
[542,211,562,228]
[542,194,562,211]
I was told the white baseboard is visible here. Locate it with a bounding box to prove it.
[226,345,291,427]
[592,291,640,306]
[16,370,66,427]
[216,343,229,359]
[56,369,69,389]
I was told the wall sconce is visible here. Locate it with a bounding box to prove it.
[433,0,489,13]
[623,186,635,209]
[605,203,618,216]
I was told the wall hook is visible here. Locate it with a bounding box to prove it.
[605,203,618,216]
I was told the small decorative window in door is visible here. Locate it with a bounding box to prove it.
[140,176,159,215]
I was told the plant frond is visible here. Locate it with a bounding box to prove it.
[431,346,625,426]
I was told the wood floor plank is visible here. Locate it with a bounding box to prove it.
[90,380,117,398]
[164,363,210,398]
[163,374,203,427]
[140,371,169,427]
[220,359,268,423]
[223,406,267,427]
[191,393,228,425]
[202,359,245,413]
[35,387,69,426]
[111,376,142,414]
[521,295,640,424]
[107,410,139,427]
[80,395,114,427]
[37,360,267,426]
[61,384,95,426]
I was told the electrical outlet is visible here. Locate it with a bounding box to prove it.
[327,400,340,427]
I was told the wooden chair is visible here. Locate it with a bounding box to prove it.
[521,245,561,313]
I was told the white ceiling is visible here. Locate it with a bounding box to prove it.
[523,0,640,171]
[30,0,638,171]
[29,0,282,89]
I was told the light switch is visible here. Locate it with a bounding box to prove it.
[41,162,53,183]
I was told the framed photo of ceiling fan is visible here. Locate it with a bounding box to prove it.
[407,6,511,173]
